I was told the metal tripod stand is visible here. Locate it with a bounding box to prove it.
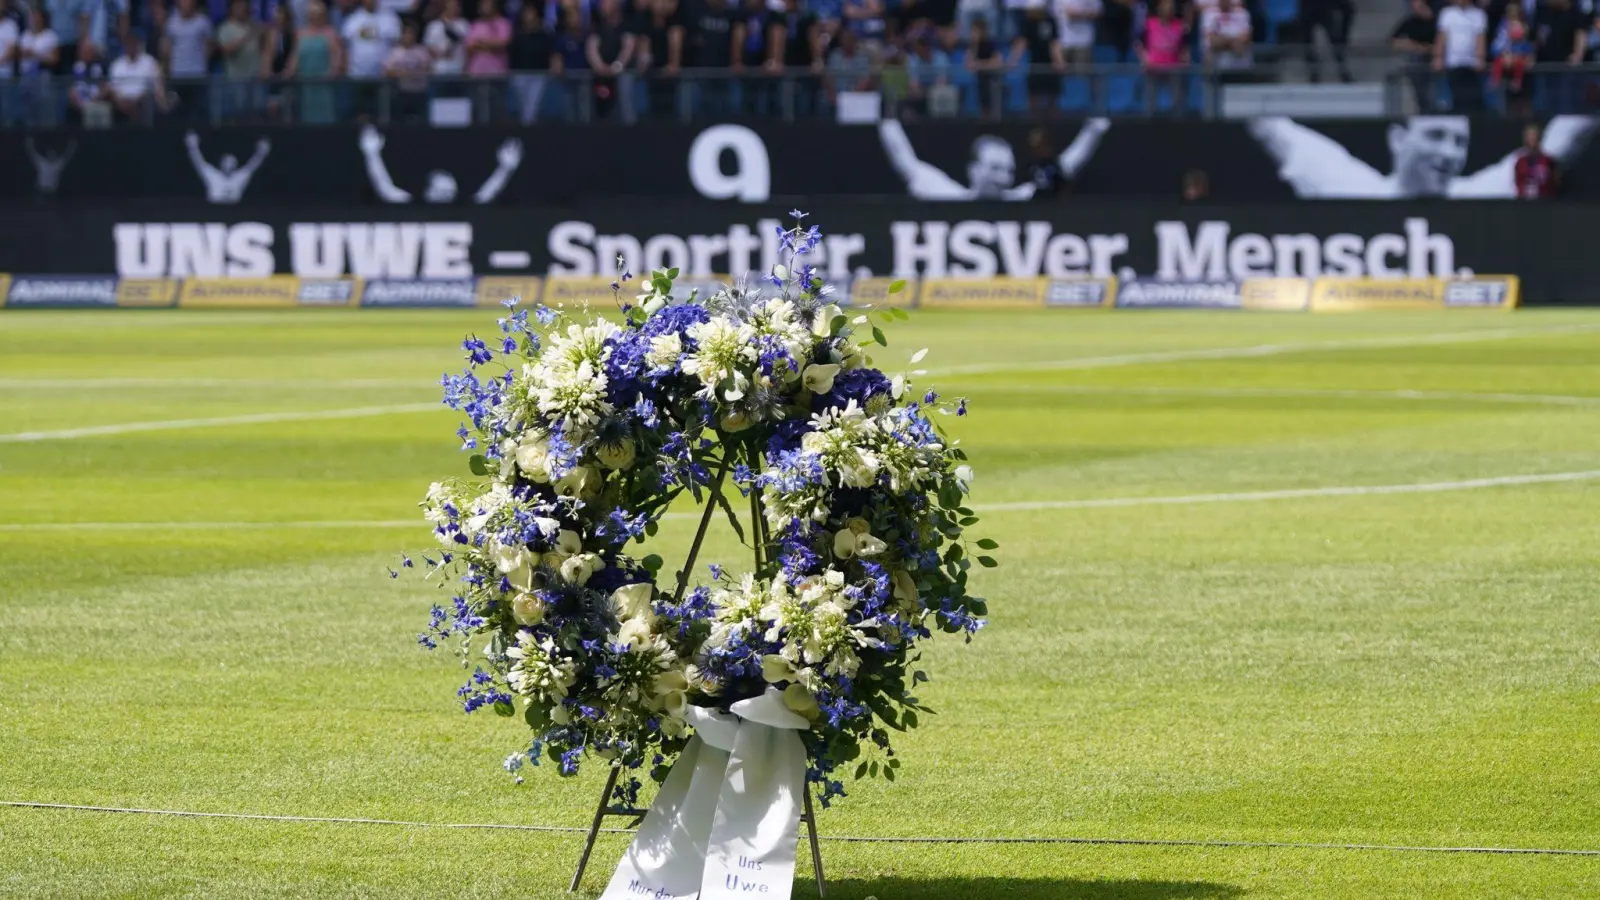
[566,766,827,897]
[566,446,827,897]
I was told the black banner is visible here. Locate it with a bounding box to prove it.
[0,200,1595,304]
[5,117,1600,204]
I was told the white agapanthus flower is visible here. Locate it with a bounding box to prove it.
[507,632,578,703]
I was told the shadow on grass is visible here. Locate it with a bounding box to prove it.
[803,876,1246,900]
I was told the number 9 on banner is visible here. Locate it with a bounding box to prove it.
[688,125,771,202]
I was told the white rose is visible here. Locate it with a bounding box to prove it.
[555,466,602,502]
[802,363,840,394]
[491,543,532,574]
[511,592,546,626]
[515,438,552,483]
[596,439,636,471]
[560,552,604,586]
[611,582,656,621]
[720,411,752,433]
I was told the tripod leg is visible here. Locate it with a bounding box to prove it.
[570,766,621,892]
[803,787,825,898]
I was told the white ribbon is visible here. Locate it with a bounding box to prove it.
[599,688,810,900]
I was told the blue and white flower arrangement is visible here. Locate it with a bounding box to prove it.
[408,215,994,806]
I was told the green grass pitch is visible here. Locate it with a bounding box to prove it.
[2,308,1599,899]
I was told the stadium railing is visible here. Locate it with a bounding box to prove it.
[5,57,1598,127]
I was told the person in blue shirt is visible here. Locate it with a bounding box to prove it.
[47,0,94,73]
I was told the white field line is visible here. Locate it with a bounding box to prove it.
[4,800,1600,855]
[4,321,1596,391]
[935,322,1600,377]
[4,469,1597,532]
[0,377,434,389]
[992,385,1600,408]
[0,403,442,443]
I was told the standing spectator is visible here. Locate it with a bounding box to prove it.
[635,0,684,117]
[46,0,90,74]
[1002,0,1043,42]
[19,7,60,75]
[736,0,778,113]
[81,0,122,67]
[1533,0,1585,113]
[290,0,341,123]
[1138,0,1186,112]
[1010,4,1061,115]
[1299,0,1352,82]
[424,0,468,82]
[466,0,510,75]
[0,7,19,125]
[1052,0,1098,70]
[262,2,295,120]
[1488,1,1531,114]
[904,32,948,114]
[1391,0,1435,111]
[1513,121,1558,197]
[686,0,735,112]
[163,0,213,120]
[842,0,885,47]
[341,0,400,116]
[1433,0,1484,112]
[107,27,165,120]
[824,22,872,102]
[217,0,261,118]
[585,0,634,119]
[383,18,429,119]
[956,0,995,39]
[778,0,822,113]
[1201,0,1250,73]
[509,1,559,121]
[1099,0,1135,60]
[965,14,1002,114]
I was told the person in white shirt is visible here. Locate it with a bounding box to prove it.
[341,0,400,79]
[1052,0,1099,69]
[424,0,468,76]
[18,8,60,78]
[1433,0,1485,111]
[1201,0,1251,70]
[879,116,1109,200]
[341,0,399,115]
[106,30,167,122]
[0,13,19,82]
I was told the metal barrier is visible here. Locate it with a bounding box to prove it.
[4,58,1600,127]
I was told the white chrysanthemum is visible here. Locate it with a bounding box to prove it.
[544,320,620,375]
[646,332,684,371]
[683,316,757,400]
[531,358,613,437]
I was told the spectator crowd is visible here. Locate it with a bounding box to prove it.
[0,0,1275,122]
[1392,0,1600,112]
